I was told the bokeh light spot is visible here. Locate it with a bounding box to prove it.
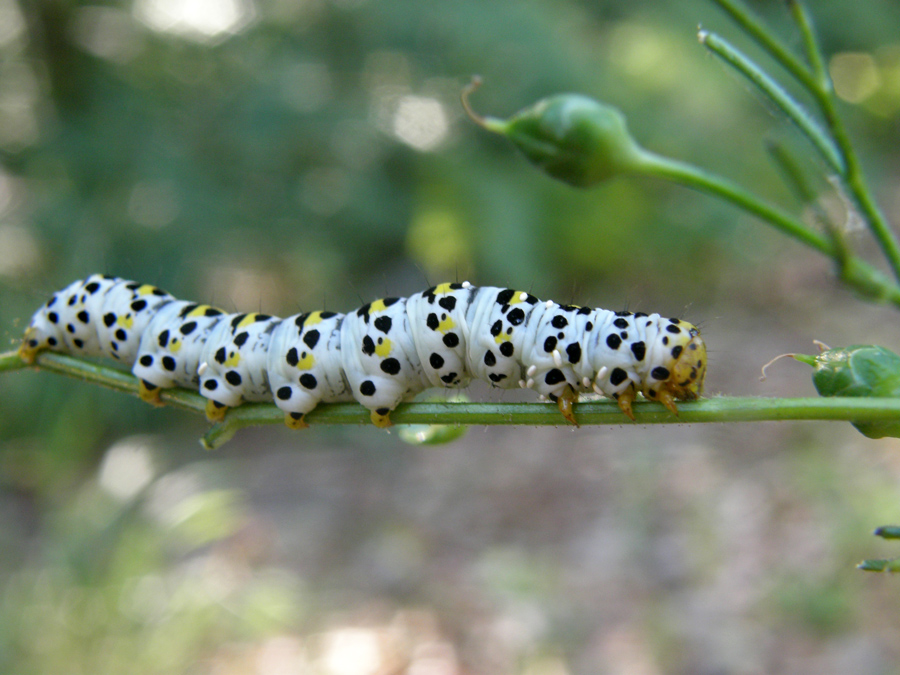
[391,95,448,151]
[830,51,881,103]
[133,0,255,42]
[99,435,157,501]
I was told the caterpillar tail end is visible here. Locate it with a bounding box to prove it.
[371,409,393,428]
[18,328,40,364]
[556,386,579,426]
[285,412,309,429]
[205,399,228,423]
[139,380,164,406]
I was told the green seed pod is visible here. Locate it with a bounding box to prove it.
[794,345,900,439]
[463,82,645,187]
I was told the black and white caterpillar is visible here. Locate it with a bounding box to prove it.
[19,275,707,427]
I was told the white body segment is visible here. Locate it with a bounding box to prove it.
[132,301,226,390]
[340,297,432,425]
[266,311,353,424]
[198,313,281,408]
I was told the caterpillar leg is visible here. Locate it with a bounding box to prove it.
[205,399,228,423]
[371,408,392,428]
[284,412,309,430]
[556,385,579,426]
[615,387,636,421]
[18,328,40,364]
[139,380,164,406]
[657,388,679,416]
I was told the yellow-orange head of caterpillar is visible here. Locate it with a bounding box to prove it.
[666,325,706,401]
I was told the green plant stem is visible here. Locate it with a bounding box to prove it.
[708,0,820,92]
[635,150,829,250]
[788,0,826,83]
[710,0,900,281]
[765,140,852,265]
[786,0,900,282]
[6,350,900,449]
[631,150,900,305]
[699,30,842,173]
[765,140,820,206]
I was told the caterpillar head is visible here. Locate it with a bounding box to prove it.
[19,320,60,364]
[667,326,706,400]
[19,326,41,364]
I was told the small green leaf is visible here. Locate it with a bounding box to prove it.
[794,345,900,439]
[874,525,900,539]
[397,423,468,445]
[858,558,900,573]
[396,394,470,446]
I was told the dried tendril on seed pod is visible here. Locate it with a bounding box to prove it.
[762,343,900,439]
[462,77,646,187]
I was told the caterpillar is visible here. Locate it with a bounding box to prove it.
[18,275,707,427]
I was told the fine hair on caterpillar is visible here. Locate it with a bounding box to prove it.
[19,275,707,428]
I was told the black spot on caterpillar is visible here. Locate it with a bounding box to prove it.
[19,275,707,428]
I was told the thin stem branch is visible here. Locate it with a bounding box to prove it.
[6,350,210,415]
[634,150,829,252]
[765,140,849,262]
[786,0,900,282]
[765,140,820,206]
[708,0,900,281]
[630,150,900,306]
[707,0,819,92]
[6,350,900,449]
[788,0,826,85]
[699,30,843,173]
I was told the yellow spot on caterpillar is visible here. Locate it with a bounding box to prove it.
[298,352,315,369]
[370,298,389,313]
[237,313,258,329]
[375,338,392,357]
[186,304,213,318]
[304,311,325,326]
[494,333,511,344]
[224,352,241,368]
[169,337,182,354]
[509,290,528,304]
[117,314,134,329]
[437,315,456,333]
[136,284,158,296]
[434,283,455,294]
